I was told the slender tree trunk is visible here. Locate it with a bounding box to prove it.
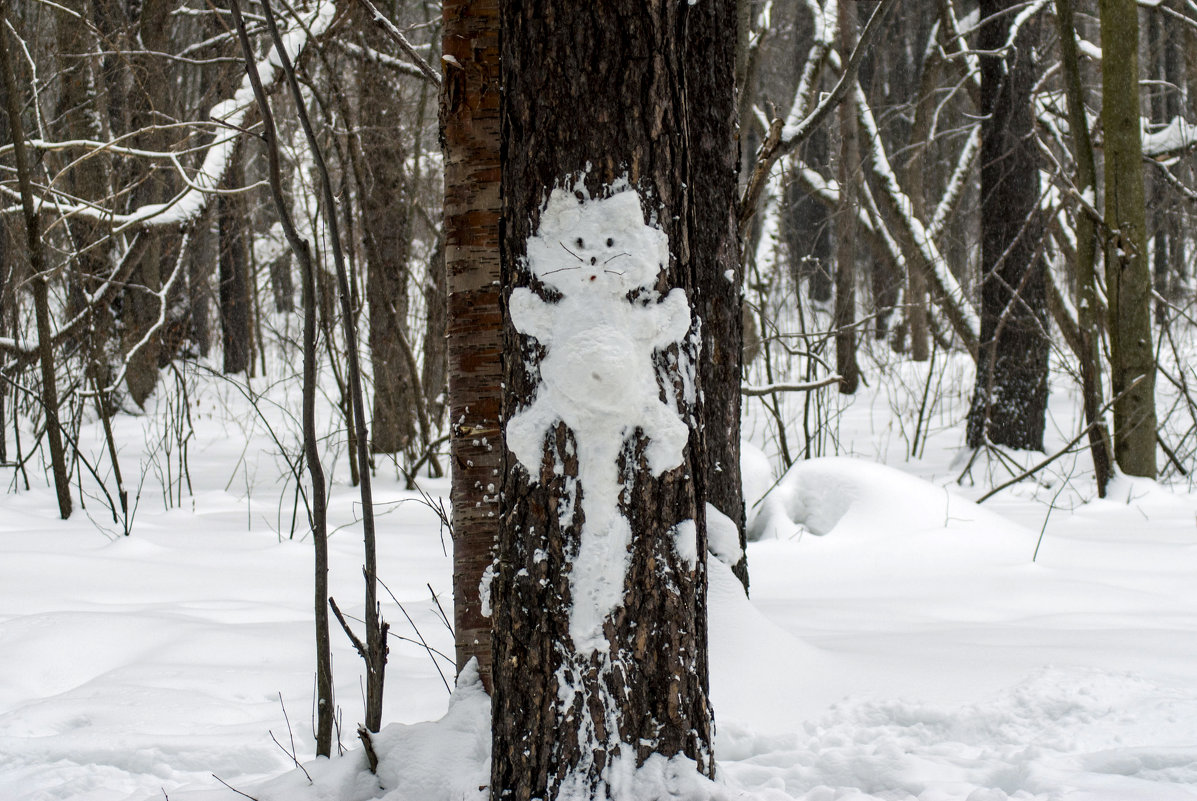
[442,0,502,687]
[492,2,730,797]
[835,0,861,394]
[1055,0,1113,495]
[121,0,177,406]
[55,0,117,397]
[1101,0,1157,476]
[359,7,418,457]
[0,4,72,518]
[228,0,334,754]
[0,70,10,465]
[189,209,216,357]
[1146,6,1184,314]
[966,0,1049,451]
[422,236,448,430]
[219,153,254,375]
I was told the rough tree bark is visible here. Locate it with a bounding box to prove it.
[688,0,748,591]
[442,0,502,686]
[491,1,734,797]
[422,237,448,430]
[1100,0,1156,476]
[966,0,1049,451]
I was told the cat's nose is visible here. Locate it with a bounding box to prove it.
[590,257,597,265]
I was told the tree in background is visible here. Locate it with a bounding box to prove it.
[1101,0,1157,477]
[360,1,420,458]
[966,0,1049,452]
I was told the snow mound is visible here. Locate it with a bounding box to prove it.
[749,457,1024,542]
[708,556,830,732]
[741,440,776,536]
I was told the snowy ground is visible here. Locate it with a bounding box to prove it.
[2,351,1197,800]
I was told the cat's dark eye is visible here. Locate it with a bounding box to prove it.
[606,238,614,247]
[576,238,584,248]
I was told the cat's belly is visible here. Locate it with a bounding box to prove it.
[543,328,649,413]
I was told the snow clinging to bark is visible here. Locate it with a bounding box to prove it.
[505,182,692,653]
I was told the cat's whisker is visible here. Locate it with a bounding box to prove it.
[559,241,584,261]
[604,252,630,264]
[541,266,583,276]
[603,269,625,276]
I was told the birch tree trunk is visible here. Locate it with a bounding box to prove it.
[442,0,502,686]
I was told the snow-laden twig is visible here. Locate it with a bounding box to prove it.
[855,83,980,354]
[976,376,1144,503]
[99,232,191,397]
[936,0,980,105]
[354,0,440,86]
[927,125,980,240]
[1142,115,1197,159]
[332,38,429,80]
[0,232,149,364]
[739,0,899,239]
[784,0,837,130]
[742,376,844,396]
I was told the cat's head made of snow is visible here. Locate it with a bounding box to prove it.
[526,188,669,297]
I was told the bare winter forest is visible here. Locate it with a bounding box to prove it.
[4,1,1197,799]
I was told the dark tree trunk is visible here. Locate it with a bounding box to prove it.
[120,0,178,406]
[966,1,1048,451]
[219,153,253,375]
[783,130,833,303]
[0,69,10,465]
[188,209,216,357]
[360,9,419,456]
[492,1,732,797]
[421,236,448,429]
[835,0,861,395]
[442,0,502,687]
[0,6,71,518]
[54,0,116,395]
[688,0,747,591]
[1147,6,1183,319]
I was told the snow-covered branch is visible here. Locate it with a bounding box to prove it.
[739,0,898,239]
[742,376,844,396]
[854,84,980,356]
[1142,116,1197,159]
[0,0,337,233]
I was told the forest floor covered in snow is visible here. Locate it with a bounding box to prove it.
[2,348,1197,801]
